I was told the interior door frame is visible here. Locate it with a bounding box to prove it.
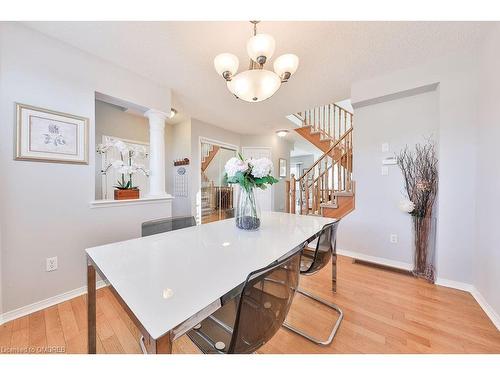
[241,146,274,212]
[197,136,239,224]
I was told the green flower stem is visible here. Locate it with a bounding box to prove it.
[247,188,257,218]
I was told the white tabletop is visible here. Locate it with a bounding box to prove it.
[85,212,334,339]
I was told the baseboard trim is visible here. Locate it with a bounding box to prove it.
[470,287,500,331]
[435,277,473,292]
[337,248,413,271]
[0,280,107,325]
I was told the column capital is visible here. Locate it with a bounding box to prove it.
[144,109,170,121]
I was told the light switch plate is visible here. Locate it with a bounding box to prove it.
[381,166,389,176]
[382,143,389,152]
[383,157,398,165]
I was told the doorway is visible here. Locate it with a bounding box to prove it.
[200,140,237,224]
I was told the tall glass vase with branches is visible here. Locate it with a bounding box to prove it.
[397,139,438,282]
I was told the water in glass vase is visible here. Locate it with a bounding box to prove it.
[235,187,261,230]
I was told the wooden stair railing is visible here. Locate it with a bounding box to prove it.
[297,103,353,144]
[287,128,353,216]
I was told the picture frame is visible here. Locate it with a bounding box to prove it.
[279,158,287,178]
[16,103,89,164]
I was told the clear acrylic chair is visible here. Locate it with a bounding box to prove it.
[283,220,344,346]
[186,249,302,354]
[141,215,196,237]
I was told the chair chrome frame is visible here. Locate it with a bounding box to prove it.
[283,221,344,346]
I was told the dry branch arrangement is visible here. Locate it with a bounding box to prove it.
[397,140,438,282]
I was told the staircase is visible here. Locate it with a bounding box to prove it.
[286,103,355,219]
[201,144,220,172]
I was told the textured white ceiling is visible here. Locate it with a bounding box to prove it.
[25,21,490,135]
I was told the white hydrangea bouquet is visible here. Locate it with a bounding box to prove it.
[97,139,150,199]
[225,153,278,230]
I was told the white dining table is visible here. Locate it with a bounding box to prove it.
[85,212,335,354]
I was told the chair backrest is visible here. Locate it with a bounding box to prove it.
[141,216,196,237]
[301,219,340,275]
[228,250,302,354]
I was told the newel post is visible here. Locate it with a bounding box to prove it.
[290,174,296,214]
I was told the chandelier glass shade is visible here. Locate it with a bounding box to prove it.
[246,33,276,64]
[214,21,299,103]
[227,69,282,103]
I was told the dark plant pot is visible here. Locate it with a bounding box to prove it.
[114,189,140,200]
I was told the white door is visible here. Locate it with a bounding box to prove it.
[241,147,273,212]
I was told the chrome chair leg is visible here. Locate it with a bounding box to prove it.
[283,288,343,346]
[139,335,147,354]
[332,252,337,292]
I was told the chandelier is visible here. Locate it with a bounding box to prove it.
[214,21,299,103]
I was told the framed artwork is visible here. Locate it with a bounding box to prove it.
[279,158,287,178]
[16,103,89,164]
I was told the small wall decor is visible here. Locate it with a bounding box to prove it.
[174,158,190,166]
[16,103,89,164]
[279,158,287,178]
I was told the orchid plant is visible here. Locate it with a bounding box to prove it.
[97,139,150,190]
[224,153,278,192]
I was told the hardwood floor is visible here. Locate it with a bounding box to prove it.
[1,255,499,354]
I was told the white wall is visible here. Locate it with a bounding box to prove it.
[339,90,439,265]
[0,23,172,313]
[240,135,293,212]
[344,49,479,285]
[474,24,500,322]
[169,118,192,216]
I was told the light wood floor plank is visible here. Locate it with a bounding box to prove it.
[9,316,29,353]
[28,310,47,349]
[57,300,85,353]
[0,322,13,351]
[44,305,66,351]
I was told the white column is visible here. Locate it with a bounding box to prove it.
[145,109,169,197]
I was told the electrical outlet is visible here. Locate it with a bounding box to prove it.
[390,234,398,244]
[381,166,389,176]
[46,256,58,272]
[382,143,390,152]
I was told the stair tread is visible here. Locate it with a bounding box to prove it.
[320,202,338,208]
[333,191,354,197]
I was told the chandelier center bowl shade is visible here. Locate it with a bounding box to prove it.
[214,21,299,103]
[227,69,282,103]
